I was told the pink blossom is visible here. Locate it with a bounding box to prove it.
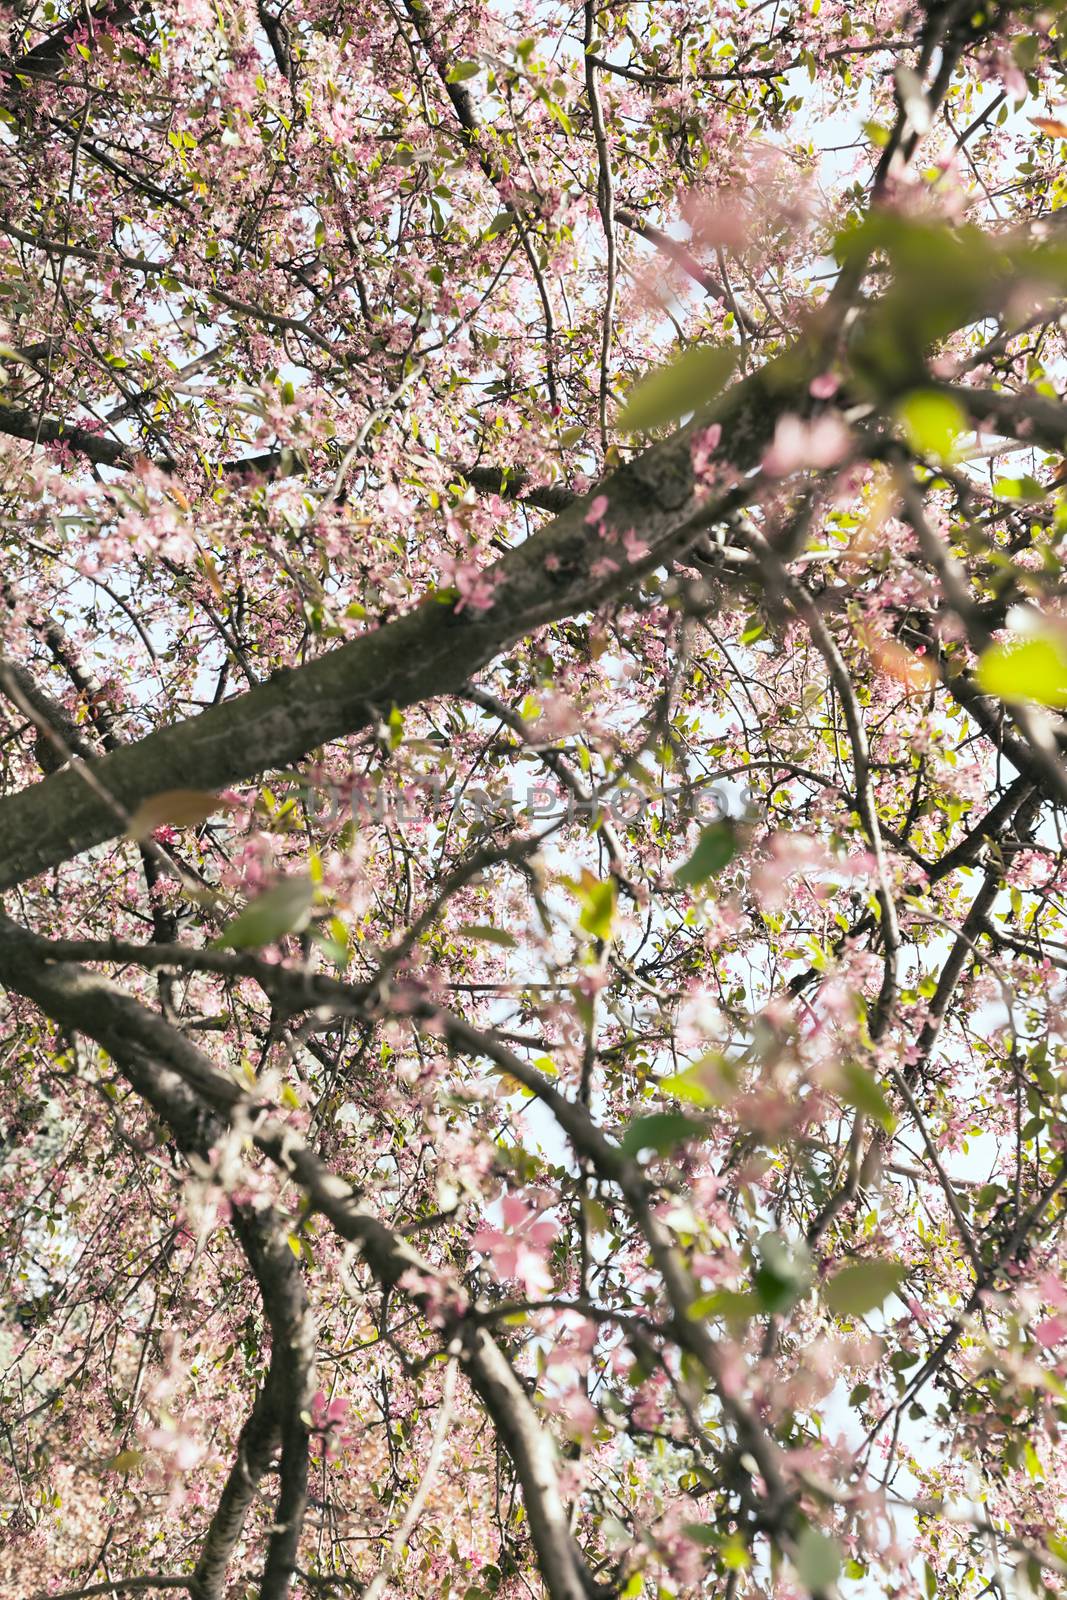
[763,413,851,477]
[311,1389,350,1430]
[472,1194,560,1296]
[809,373,840,399]
[144,1422,206,1473]
[691,422,724,480]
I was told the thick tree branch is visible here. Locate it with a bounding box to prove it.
[0,362,791,890]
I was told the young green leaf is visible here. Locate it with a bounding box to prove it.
[617,345,737,434]
[213,875,314,950]
[675,822,738,889]
[659,1051,737,1107]
[838,1060,895,1131]
[895,390,968,464]
[975,631,1067,709]
[794,1527,842,1593]
[824,1258,905,1317]
[619,1111,705,1159]
[575,875,617,941]
[455,924,518,948]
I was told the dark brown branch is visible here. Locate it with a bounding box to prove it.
[2,2,143,84]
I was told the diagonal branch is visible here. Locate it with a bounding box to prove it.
[0,363,786,890]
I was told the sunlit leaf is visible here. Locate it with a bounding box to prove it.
[721,1535,751,1571]
[213,875,314,949]
[312,928,350,968]
[572,872,616,941]
[895,390,968,463]
[991,475,1047,502]
[824,1258,906,1317]
[617,345,737,434]
[688,1287,759,1325]
[975,630,1067,708]
[659,1052,737,1107]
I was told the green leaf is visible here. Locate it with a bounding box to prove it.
[675,822,738,889]
[659,1051,737,1107]
[794,1527,842,1593]
[824,1258,906,1317]
[895,390,968,463]
[689,1287,758,1325]
[617,344,737,434]
[659,1067,713,1106]
[975,630,1067,709]
[213,875,314,950]
[455,924,518,948]
[576,875,616,941]
[721,1536,751,1571]
[836,214,1066,392]
[446,60,481,81]
[992,474,1047,502]
[838,1060,895,1131]
[311,929,349,968]
[619,1111,704,1159]
[753,1231,813,1315]
[681,1523,721,1548]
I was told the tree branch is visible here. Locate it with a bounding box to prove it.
[0,362,788,890]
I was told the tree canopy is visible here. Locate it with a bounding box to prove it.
[4,3,1067,1599]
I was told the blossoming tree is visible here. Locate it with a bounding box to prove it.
[4,1,1067,1597]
